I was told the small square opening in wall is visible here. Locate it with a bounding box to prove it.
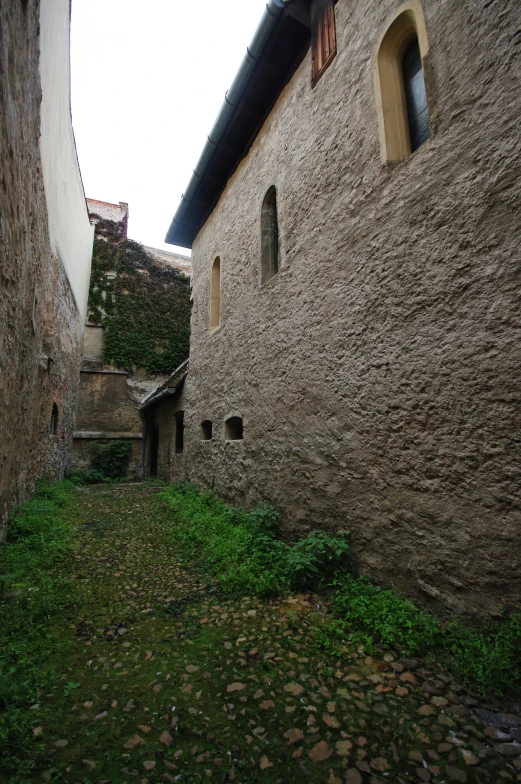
[225,416,243,441]
[201,420,212,440]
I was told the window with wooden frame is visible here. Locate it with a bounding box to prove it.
[311,0,337,87]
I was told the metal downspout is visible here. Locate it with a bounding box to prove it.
[165,0,289,246]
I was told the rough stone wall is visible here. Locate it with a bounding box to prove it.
[70,204,191,478]
[71,368,160,478]
[173,0,521,617]
[0,0,85,538]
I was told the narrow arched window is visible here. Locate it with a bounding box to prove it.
[225,417,243,441]
[402,39,430,152]
[50,403,58,435]
[210,257,221,333]
[261,187,279,285]
[373,3,431,165]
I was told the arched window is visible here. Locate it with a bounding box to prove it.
[225,417,243,441]
[373,2,431,165]
[210,257,221,333]
[50,403,58,435]
[201,420,213,441]
[261,187,279,285]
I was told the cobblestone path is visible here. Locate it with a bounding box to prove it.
[27,485,521,783]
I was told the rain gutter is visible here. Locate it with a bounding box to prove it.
[165,0,291,246]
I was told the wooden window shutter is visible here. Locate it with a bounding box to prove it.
[311,0,336,87]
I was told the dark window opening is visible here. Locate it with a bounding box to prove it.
[201,420,213,441]
[402,39,431,152]
[50,403,58,435]
[150,424,159,477]
[225,416,243,441]
[175,411,185,454]
[261,186,279,285]
[311,0,336,87]
[210,257,221,332]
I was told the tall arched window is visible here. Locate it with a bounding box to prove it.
[210,256,221,333]
[373,2,431,166]
[261,186,279,285]
[50,403,58,435]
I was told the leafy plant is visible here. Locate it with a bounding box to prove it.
[162,482,521,696]
[91,440,132,479]
[64,467,105,485]
[162,484,350,597]
[331,572,442,654]
[248,501,279,534]
[286,530,350,589]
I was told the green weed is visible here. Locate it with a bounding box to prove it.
[162,483,521,696]
[0,478,77,779]
[91,439,132,479]
[161,483,350,596]
[330,571,521,695]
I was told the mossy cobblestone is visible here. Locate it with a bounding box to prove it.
[3,485,521,783]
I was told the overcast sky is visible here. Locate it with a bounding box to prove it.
[70,0,268,255]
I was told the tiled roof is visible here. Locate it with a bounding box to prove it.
[87,199,128,224]
[144,246,192,277]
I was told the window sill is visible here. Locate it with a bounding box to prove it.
[380,135,432,177]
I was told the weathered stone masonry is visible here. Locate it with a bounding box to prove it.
[0,0,94,537]
[165,0,521,617]
[70,201,191,478]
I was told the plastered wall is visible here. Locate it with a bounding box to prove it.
[39,0,94,323]
[172,0,521,617]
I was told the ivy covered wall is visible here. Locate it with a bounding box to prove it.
[87,219,191,375]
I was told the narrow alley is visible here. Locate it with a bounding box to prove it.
[7,484,520,784]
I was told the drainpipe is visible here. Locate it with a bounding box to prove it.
[165,0,290,245]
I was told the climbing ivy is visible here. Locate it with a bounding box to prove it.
[87,219,191,375]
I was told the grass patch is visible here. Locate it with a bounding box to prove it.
[163,483,521,697]
[161,483,350,596]
[0,478,78,780]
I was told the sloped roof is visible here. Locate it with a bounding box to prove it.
[87,199,128,224]
[165,0,311,249]
[140,359,189,411]
[143,246,192,277]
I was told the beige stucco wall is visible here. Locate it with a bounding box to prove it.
[39,0,94,324]
[171,0,521,618]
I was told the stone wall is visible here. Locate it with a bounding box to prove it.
[70,203,191,478]
[0,0,87,537]
[71,368,159,478]
[171,0,521,617]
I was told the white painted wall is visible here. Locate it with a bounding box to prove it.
[39,0,94,324]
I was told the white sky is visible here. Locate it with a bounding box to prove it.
[70,0,268,255]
